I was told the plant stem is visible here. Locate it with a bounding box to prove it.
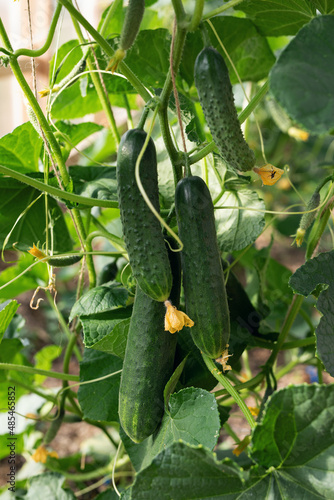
[306,201,333,260]
[99,0,123,37]
[0,165,118,208]
[171,0,187,24]
[202,354,256,429]
[0,363,79,381]
[202,0,245,21]
[213,372,264,398]
[57,0,151,102]
[70,7,120,144]
[189,0,205,31]
[13,4,62,58]
[72,209,96,288]
[266,294,305,369]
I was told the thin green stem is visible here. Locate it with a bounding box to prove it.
[0,165,118,208]
[99,0,123,37]
[13,4,62,58]
[57,0,151,102]
[70,9,120,144]
[202,354,256,429]
[171,0,187,23]
[86,230,125,253]
[266,294,305,369]
[213,372,265,398]
[189,0,205,31]
[123,93,134,129]
[72,209,96,288]
[306,202,333,260]
[0,363,79,381]
[202,0,245,21]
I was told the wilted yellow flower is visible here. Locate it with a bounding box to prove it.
[233,435,251,457]
[38,88,50,98]
[288,127,309,142]
[292,227,306,247]
[248,406,260,417]
[164,300,194,334]
[216,345,232,372]
[28,244,47,260]
[31,445,58,463]
[253,164,284,186]
[25,413,38,420]
[106,49,126,73]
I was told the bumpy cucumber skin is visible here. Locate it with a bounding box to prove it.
[194,47,255,172]
[48,255,82,267]
[117,129,172,302]
[119,242,180,443]
[120,0,145,51]
[175,176,230,358]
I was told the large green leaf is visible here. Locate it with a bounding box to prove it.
[78,349,122,423]
[122,387,221,472]
[122,441,244,499]
[289,251,334,375]
[269,15,334,135]
[69,165,118,203]
[0,300,19,344]
[0,177,73,252]
[215,189,265,252]
[250,384,334,498]
[236,0,316,36]
[23,472,75,499]
[54,121,104,160]
[0,122,42,173]
[70,282,128,321]
[81,313,131,358]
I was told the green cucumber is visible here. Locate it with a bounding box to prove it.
[119,240,181,443]
[120,0,145,52]
[194,47,255,172]
[48,254,82,267]
[117,129,172,302]
[175,175,230,358]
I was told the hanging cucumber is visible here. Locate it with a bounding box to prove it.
[107,0,145,71]
[119,239,181,443]
[175,175,230,359]
[117,129,172,302]
[194,47,255,172]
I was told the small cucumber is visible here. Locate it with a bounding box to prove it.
[117,129,172,302]
[119,240,181,443]
[48,254,82,267]
[175,175,230,358]
[194,47,255,172]
[120,0,145,52]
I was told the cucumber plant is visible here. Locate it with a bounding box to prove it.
[0,1,333,499]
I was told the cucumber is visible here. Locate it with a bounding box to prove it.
[194,47,255,172]
[120,0,145,52]
[119,240,180,443]
[48,254,82,267]
[117,129,172,302]
[175,175,230,358]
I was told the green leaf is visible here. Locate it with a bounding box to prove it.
[0,122,43,173]
[236,0,316,36]
[163,357,188,409]
[215,189,265,252]
[54,121,104,160]
[0,177,73,252]
[23,472,75,499]
[124,441,243,499]
[49,39,82,86]
[269,15,334,135]
[0,253,49,301]
[310,0,334,14]
[70,282,128,321]
[78,349,122,423]
[69,165,118,203]
[122,388,221,472]
[289,250,334,375]
[81,313,131,358]
[250,384,334,498]
[34,345,62,384]
[0,300,19,344]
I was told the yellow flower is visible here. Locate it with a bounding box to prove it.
[248,406,260,417]
[288,127,309,142]
[232,435,251,457]
[164,300,194,334]
[28,244,47,260]
[292,227,306,247]
[38,88,51,98]
[31,445,58,463]
[216,346,232,372]
[253,164,284,186]
[106,49,126,73]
